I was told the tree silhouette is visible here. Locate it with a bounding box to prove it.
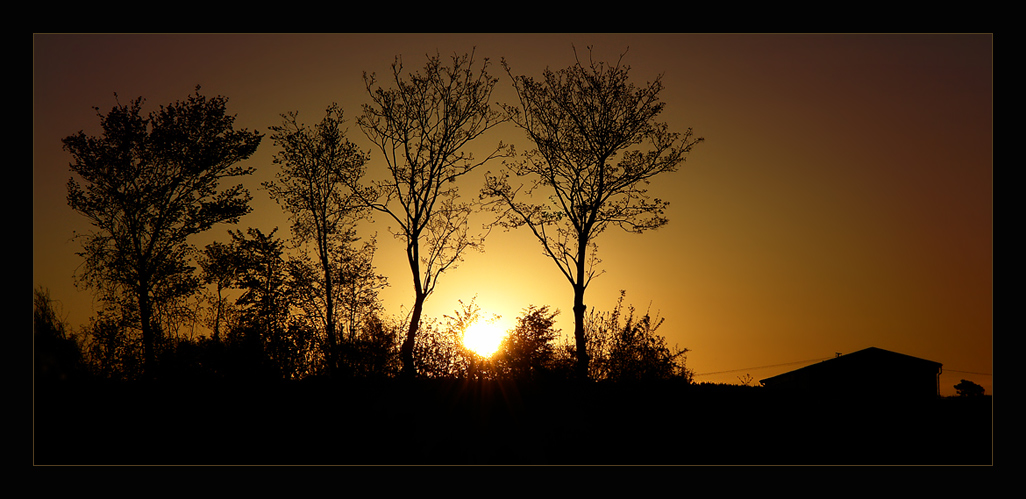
[603,303,690,382]
[410,317,465,379]
[497,305,560,381]
[357,50,512,377]
[337,313,402,378]
[954,379,985,397]
[63,87,262,376]
[484,47,703,379]
[78,302,143,380]
[197,240,242,342]
[231,228,290,345]
[578,290,692,382]
[287,229,388,375]
[331,233,388,345]
[264,103,371,374]
[34,287,85,382]
[211,227,319,379]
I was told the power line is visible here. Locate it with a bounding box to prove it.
[694,357,832,377]
[943,369,992,376]
[696,361,992,378]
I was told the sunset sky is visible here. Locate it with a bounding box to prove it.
[32,33,992,395]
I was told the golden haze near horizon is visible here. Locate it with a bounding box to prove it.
[32,33,992,395]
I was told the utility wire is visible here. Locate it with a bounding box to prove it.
[944,369,992,376]
[696,361,992,378]
[694,357,833,377]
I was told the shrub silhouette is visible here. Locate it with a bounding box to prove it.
[496,305,560,381]
[954,379,985,397]
[578,290,693,382]
[33,287,86,382]
[411,316,468,379]
[337,314,402,379]
[79,306,144,380]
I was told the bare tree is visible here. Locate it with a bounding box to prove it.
[264,103,370,374]
[357,50,512,377]
[63,87,262,376]
[483,47,703,379]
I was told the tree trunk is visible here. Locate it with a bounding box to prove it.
[213,284,223,342]
[139,286,156,379]
[401,236,425,379]
[573,231,592,380]
[573,284,589,380]
[401,291,425,378]
[324,253,337,376]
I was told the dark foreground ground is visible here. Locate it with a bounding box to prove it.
[34,378,993,465]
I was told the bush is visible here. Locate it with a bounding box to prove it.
[33,287,86,382]
[338,314,402,379]
[954,379,985,397]
[412,316,470,379]
[496,305,560,381]
[581,290,693,383]
[79,307,144,381]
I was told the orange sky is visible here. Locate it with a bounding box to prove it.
[32,34,992,395]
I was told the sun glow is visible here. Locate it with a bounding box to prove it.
[462,317,510,358]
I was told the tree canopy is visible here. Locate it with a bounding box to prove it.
[63,87,262,375]
[357,50,512,377]
[265,103,372,373]
[484,47,703,378]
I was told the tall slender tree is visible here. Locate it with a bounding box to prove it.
[198,240,242,342]
[357,50,512,377]
[63,87,261,376]
[484,47,703,379]
[231,227,290,347]
[264,103,370,374]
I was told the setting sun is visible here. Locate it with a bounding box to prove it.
[32,33,992,466]
[462,317,510,358]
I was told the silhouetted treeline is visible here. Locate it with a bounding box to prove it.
[35,284,991,465]
[33,285,688,385]
[37,50,992,464]
[53,48,707,382]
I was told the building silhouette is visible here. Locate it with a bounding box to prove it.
[760,347,943,400]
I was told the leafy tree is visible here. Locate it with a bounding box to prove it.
[79,305,143,380]
[337,313,402,378]
[954,379,985,397]
[357,50,512,377]
[484,47,703,378]
[497,305,560,381]
[63,87,262,376]
[264,103,371,374]
[197,240,243,342]
[288,231,388,346]
[332,233,389,344]
[228,227,295,373]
